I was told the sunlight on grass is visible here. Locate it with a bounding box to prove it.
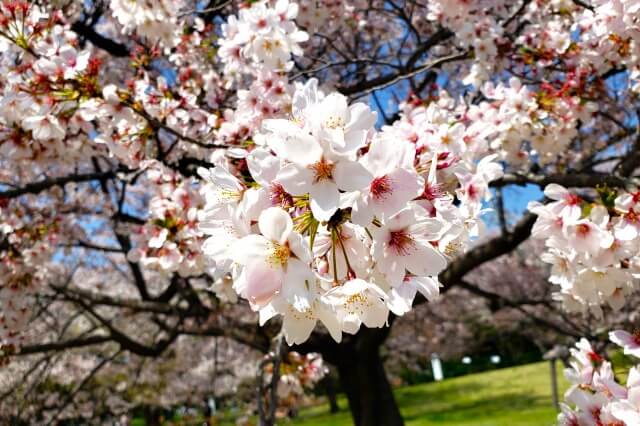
[287,361,569,426]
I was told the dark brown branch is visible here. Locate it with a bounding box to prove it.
[502,0,532,28]
[339,51,468,97]
[112,212,146,225]
[18,335,112,356]
[70,21,130,57]
[0,171,116,199]
[56,286,179,314]
[63,241,124,253]
[456,280,546,310]
[114,232,151,301]
[495,187,508,234]
[69,294,178,357]
[493,172,635,189]
[571,0,594,11]
[338,28,455,96]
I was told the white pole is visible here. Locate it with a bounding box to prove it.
[431,353,444,381]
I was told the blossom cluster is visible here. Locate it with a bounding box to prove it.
[218,0,308,76]
[109,0,187,48]
[198,79,503,345]
[0,3,101,168]
[530,184,640,316]
[0,205,59,357]
[480,77,595,167]
[559,330,640,425]
[127,162,207,277]
[577,0,640,77]
[426,0,508,85]
[276,352,328,407]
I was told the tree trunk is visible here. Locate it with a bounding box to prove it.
[293,322,403,426]
[143,406,161,426]
[324,373,340,414]
[332,326,403,426]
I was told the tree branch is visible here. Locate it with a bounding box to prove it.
[339,51,469,97]
[18,335,112,356]
[0,171,116,199]
[114,232,151,301]
[493,172,636,189]
[70,21,130,57]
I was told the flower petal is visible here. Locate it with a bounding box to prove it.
[309,181,340,221]
[276,163,314,196]
[258,207,293,244]
[404,242,447,277]
[333,160,373,192]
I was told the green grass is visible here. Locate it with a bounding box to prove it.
[286,361,569,426]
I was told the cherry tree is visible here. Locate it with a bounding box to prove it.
[2,0,640,425]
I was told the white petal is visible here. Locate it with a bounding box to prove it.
[387,284,416,316]
[384,208,416,231]
[361,299,389,329]
[282,313,316,345]
[340,129,367,153]
[276,163,314,196]
[370,168,422,218]
[231,235,271,265]
[351,197,374,226]
[287,232,312,263]
[346,103,377,132]
[309,181,340,221]
[282,259,315,310]
[247,148,280,186]
[333,160,373,192]
[258,207,293,244]
[316,299,342,343]
[544,183,568,200]
[405,242,447,276]
[263,119,322,165]
[411,276,440,301]
[259,303,279,326]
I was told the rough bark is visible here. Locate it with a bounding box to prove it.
[323,373,340,414]
[336,346,403,426]
[295,326,403,426]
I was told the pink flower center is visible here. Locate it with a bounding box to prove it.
[270,183,293,208]
[388,230,415,256]
[422,182,444,201]
[370,176,392,200]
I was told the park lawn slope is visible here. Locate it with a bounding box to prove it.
[291,361,569,426]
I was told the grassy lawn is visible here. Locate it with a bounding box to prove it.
[286,361,569,426]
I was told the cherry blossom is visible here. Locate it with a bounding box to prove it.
[560,331,640,426]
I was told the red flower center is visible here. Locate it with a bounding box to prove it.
[566,193,581,206]
[388,230,415,256]
[370,176,392,200]
[575,223,591,237]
